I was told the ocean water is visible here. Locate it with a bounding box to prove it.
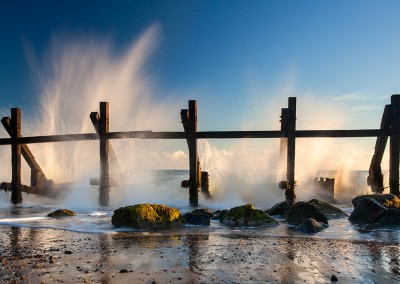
[0,170,399,243]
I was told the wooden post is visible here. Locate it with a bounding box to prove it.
[367,104,394,192]
[280,108,289,180]
[11,108,22,204]
[98,102,110,206]
[90,112,122,180]
[390,95,400,196]
[181,100,199,206]
[286,97,296,202]
[2,117,50,188]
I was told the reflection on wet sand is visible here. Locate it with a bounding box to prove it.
[1,226,400,283]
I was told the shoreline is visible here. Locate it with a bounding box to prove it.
[1,225,400,283]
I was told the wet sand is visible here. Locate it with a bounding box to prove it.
[0,225,399,283]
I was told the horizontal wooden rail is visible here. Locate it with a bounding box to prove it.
[0,129,391,145]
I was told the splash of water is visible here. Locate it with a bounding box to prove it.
[0,26,378,209]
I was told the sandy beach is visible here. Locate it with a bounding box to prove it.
[0,225,399,284]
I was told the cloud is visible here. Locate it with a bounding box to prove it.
[162,150,188,161]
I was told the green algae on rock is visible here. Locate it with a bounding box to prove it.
[220,204,278,226]
[47,209,76,218]
[111,204,185,229]
[308,199,347,219]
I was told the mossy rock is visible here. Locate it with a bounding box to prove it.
[220,204,278,226]
[266,200,293,217]
[349,197,387,223]
[111,204,185,229]
[352,194,400,209]
[286,202,328,225]
[295,218,328,233]
[47,209,76,218]
[308,199,347,219]
[183,208,213,226]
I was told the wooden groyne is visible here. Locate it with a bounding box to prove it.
[1,95,400,206]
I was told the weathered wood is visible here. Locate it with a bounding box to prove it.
[90,111,123,179]
[181,100,199,206]
[280,108,289,182]
[390,95,400,196]
[368,104,395,192]
[98,102,110,207]
[11,108,22,204]
[286,97,296,202]
[1,116,49,188]
[0,129,391,146]
[200,171,212,199]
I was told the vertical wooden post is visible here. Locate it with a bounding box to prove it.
[11,108,22,204]
[280,108,289,176]
[99,102,110,206]
[390,95,400,196]
[286,97,296,202]
[367,104,394,192]
[181,100,199,206]
[188,100,198,206]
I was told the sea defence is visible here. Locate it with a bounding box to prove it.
[1,95,400,206]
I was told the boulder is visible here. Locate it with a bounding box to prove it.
[286,201,328,225]
[211,209,228,220]
[220,204,278,226]
[376,208,400,225]
[47,209,76,218]
[266,200,293,217]
[348,197,387,223]
[295,218,328,233]
[308,199,347,219]
[111,204,185,229]
[183,208,213,225]
[352,194,400,209]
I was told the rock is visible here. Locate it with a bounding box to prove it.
[348,197,387,223]
[47,209,76,218]
[295,218,328,233]
[266,200,293,217]
[111,204,185,229]
[286,201,328,225]
[220,204,278,226]
[331,275,338,282]
[212,209,228,220]
[308,199,347,219]
[376,208,400,225]
[352,194,400,209]
[183,208,213,225]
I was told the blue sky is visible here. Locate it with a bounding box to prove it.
[1,0,400,132]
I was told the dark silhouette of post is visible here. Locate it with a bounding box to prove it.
[367,104,394,192]
[286,97,296,202]
[11,108,22,204]
[181,100,199,206]
[390,95,400,196]
[2,117,50,188]
[90,111,122,182]
[98,102,110,206]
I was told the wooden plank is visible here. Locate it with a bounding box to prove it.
[11,108,22,204]
[390,95,400,195]
[0,129,390,146]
